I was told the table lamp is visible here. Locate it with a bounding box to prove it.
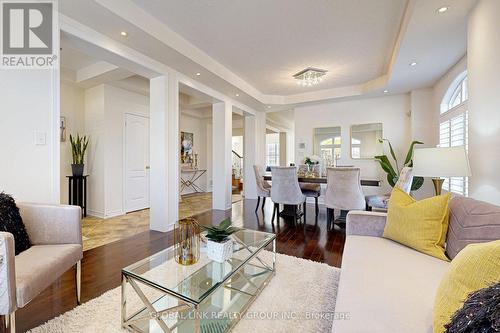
[413,147,471,196]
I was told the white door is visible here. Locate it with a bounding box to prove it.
[125,114,150,212]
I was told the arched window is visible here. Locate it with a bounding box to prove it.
[439,72,468,196]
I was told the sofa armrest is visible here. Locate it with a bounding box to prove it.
[18,203,82,245]
[0,232,17,315]
[346,211,387,237]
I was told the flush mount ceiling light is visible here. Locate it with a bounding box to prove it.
[293,67,327,87]
[437,6,449,13]
[120,31,128,37]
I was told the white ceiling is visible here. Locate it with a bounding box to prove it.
[58,0,477,110]
[131,0,407,95]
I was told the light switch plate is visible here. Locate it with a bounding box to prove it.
[35,131,47,145]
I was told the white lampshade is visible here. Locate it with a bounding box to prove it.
[413,147,471,178]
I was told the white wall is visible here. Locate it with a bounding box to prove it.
[294,94,411,196]
[104,85,149,216]
[467,0,500,205]
[60,82,85,204]
[0,69,59,203]
[84,84,150,217]
[84,85,105,216]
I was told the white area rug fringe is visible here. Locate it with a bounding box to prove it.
[29,251,340,333]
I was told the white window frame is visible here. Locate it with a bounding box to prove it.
[439,72,469,196]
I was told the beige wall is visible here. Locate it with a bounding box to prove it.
[468,0,500,205]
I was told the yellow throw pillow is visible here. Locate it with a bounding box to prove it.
[433,240,500,333]
[383,188,451,261]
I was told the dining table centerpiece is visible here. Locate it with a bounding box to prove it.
[200,218,242,263]
[303,155,320,175]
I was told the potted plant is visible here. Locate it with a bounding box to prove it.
[70,134,89,177]
[374,139,424,191]
[200,218,242,263]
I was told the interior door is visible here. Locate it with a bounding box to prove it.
[125,113,150,212]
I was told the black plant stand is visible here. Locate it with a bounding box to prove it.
[67,175,88,217]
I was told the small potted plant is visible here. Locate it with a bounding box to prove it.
[200,218,242,263]
[70,134,89,176]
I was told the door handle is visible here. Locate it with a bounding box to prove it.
[145,166,150,170]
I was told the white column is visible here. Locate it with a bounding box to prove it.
[149,74,179,231]
[212,102,233,210]
[243,115,257,199]
[468,0,500,204]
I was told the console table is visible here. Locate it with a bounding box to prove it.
[67,175,88,217]
[180,169,207,193]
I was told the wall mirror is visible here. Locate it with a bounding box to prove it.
[350,123,383,159]
[313,126,342,162]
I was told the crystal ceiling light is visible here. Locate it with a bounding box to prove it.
[293,67,327,87]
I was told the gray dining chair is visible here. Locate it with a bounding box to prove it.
[324,167,365,230]
[270,166,306,223]
[365,167,414,211]
[253,165,271,212]
[299,164,321,217]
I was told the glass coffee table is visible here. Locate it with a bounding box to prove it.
[121,229,276,333]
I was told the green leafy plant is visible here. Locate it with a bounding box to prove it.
[374,139,424,191]
[199,218,242,243]
[70,134,89,165]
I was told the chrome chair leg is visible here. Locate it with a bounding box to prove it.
[5,311,15,333]
[76,260,81,305]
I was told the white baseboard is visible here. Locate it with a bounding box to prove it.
[87,210,105,219]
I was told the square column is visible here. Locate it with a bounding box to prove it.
[212,102,233,210]
[149,74,179,232]
[243,112,267,199]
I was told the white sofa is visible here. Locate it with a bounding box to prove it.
[332,210,449,332]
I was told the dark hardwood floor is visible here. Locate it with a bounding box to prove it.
[13,198,345,332]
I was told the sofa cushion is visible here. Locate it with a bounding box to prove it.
[446,196,500,259]
[333,236,450,333]
[15,244,82,307]
[383,188,451,261]
[433,240,500,333]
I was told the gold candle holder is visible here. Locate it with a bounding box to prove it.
[174,218,200,266]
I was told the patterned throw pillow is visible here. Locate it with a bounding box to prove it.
[0,192,31,255]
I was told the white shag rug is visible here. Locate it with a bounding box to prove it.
[29,251,340,333]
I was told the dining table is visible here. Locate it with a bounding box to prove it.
[263,173,380,187]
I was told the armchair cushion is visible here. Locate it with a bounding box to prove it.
[15,244,82,307]
[0,192,31,255]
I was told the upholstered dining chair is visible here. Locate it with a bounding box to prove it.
[253,165,271,212]
[0,203,83,333]
[365,167,414,211]
[299,164,321,217]
[270,166,306,223]
[324,167,366,230]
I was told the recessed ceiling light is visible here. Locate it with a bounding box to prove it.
[410,62,418,67]
[195,72,201,76]
[120,31,128,37]
[437,6,449,14]
[267,106,272,109]
[383,89,389,93]
[235,93,239,97]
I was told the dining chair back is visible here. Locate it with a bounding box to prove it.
[271,166,305,205]
[253,165,271,212]
[325,167,365,211]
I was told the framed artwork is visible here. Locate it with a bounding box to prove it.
[181,131,194,163]
[60,116,66,142]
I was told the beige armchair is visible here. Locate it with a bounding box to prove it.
[0,203,83,333]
